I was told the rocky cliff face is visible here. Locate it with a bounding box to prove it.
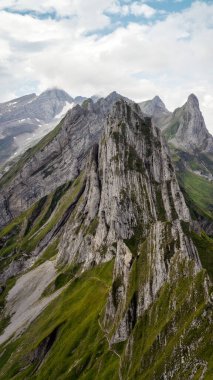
[58,100,193,266]
[139,93,213,155]
[0,95,212,380]
[140,93,213,235]
[0,92,128,228]
[160,94,213,154]
[56,100,202,348]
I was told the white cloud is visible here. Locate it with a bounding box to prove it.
[109,1,157,18]
[0,0,118,31]
[0,1,213,133]
[130,3,157,17]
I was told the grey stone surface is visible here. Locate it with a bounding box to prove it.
[141,93,213,154]
[0,92,128,227]
[0,89,99,165]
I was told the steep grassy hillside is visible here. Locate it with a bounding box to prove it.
[0,261,118,380]
[179,169,213,220]
[169,148,213,234]
[0,247,212,380]
[0,173,84,274]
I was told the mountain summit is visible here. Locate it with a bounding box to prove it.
[141,93,213,234]
[0,89,99,168]
[161,93,213,153]
[139,95,171,124]
[187,93,200,106]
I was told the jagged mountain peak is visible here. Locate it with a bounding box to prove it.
[187,93,199,106]
[91,94,100,102]
[152,95,167,109]
[104,90,124,104]
[104,91,132,105]
[0,93,185,227]
[38,87,73,102]
[160,94,213,153]
[106,90,120,99]
[139,94,170,121]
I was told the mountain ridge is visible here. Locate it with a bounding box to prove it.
[162,93,213,153]
[0,88,100,167]
[0,92,128,228]
[139,92,213,235]
[0,92,212,380]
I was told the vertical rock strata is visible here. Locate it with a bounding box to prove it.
[0,97,211,379]
[57,100,203,354]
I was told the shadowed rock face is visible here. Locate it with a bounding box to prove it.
[0,92,131,228]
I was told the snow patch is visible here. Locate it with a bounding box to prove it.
[27,98,36,104]
[55,101,74,119]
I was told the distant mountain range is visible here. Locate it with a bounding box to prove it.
[140,94,213,154]
[0,88,99,167]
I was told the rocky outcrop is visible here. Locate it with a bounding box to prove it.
[0,92,128,228]
[54,99,201,347]
[139,93,213,235]
[159,94,213,153]
[139,95,171,126]
[139,93,213,155]
[58,100,193,263]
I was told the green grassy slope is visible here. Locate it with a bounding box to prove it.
[0,173,84,274]
[0,172,85,334]
[179,169,213,220]
[168,147,213,233]
[0,261,119,380]
[191,231,213,281]
[122,266,212,379]
[0,247,212,380]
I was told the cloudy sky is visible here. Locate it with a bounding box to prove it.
[0,0,213,132]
